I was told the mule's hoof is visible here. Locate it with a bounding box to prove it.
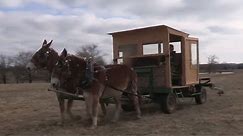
[111,119,118,123]
[57,121,65,126]
[136,115,142,119]
[89,125,97,129]
[70,115,81,120]
[98,114,106,118]
[69,115,75,120]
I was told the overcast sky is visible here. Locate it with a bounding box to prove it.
[0,0,242,63]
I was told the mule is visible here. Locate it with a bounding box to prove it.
[51,49,141,128]
[26,40,75,123]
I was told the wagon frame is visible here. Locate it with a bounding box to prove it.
[109,25,212,113]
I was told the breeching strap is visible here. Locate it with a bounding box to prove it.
[105,84,151,99]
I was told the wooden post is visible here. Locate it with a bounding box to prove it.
[181,37,186,85]
[164,33,171,88]
[158,43,161,54]
[112,37,118,61]
[196,40,199,81]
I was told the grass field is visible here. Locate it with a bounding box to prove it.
[0,70,243,136]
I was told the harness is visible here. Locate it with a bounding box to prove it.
[80,58,95,89]
[50,58,147,102]
[79,59,142,98]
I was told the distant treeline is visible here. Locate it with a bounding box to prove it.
[200,63,243,73]
[0,68,50,84]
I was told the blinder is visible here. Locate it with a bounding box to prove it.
[55,58,72,76]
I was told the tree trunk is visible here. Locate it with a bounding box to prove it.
[3,74,6,84]
[28,72,32,83]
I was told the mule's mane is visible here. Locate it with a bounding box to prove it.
[67,55,87,64]
[71,55,86,61]
[64,55,87,70]
[50,48,58,54]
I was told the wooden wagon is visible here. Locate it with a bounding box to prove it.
[109,25,213,113]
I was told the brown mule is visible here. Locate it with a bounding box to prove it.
[26,40,75,123]
[51,49,141,128]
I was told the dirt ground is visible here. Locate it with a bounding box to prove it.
[0,70,243,136]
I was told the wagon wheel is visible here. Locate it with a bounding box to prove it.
[195,87,207,104]
[160,93,177,114]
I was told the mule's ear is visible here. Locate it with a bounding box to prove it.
[42,39,47,46]
[60,48,67,58]
[45,40,53,48]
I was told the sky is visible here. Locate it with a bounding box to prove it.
[0,0,242,64]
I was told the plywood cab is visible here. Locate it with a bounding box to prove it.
[109,25,199,89]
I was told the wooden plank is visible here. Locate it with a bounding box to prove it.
[172,86,188,89]
[48,88,85,100]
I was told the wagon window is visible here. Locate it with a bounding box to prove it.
[143,43,163,55]
[191,43,198,65]
[118,44,137,57]
[117,51,123,64]
[118,51,123,58]
[117,58,123,64]
[170,42,181,53]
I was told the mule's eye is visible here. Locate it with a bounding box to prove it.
[65,60,68,63]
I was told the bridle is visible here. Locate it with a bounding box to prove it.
[32,48,54,69]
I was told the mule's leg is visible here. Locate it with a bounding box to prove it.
[66,99,74,119]
[57,94,65,123]
[130,77,142,119]
[90,94,100,129]
[100,102,106,116]
[83,92,92,121]
[112,96,121,122]
[131,95,142,119]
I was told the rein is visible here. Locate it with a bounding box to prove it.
[105,84,140,97]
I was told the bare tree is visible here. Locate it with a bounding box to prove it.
[12,51,33,83]
[207,55,219,73]
[14,51,33,67]
[76,44,106,65]
[0,55,11,84]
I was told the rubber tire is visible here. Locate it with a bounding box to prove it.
[121,104,135,112]
[195,87,207,104]
[160,93,177,114]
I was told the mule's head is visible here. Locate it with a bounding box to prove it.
[51,49,87,90]
[51,48,68,89]
[26,40,58,72]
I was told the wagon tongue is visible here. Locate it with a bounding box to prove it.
[48,85,59,91]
